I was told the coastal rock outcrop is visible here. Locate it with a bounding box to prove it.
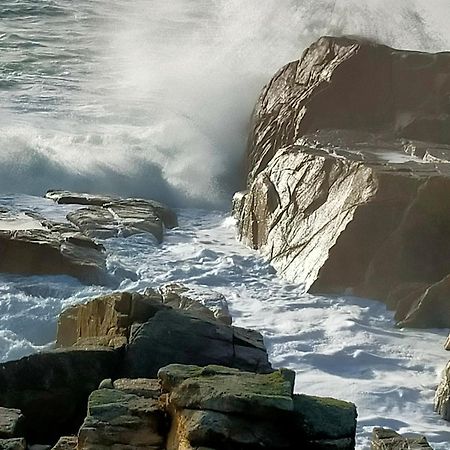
[234,36,450,328]
[56,288,269,377]
[46,190,178,242]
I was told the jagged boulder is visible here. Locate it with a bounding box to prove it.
[46,190,178,242]
[56,291,168,348]
[371,427,433,449]
[235,36,450,328]
[435,360,450,421]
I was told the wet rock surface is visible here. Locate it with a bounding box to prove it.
[371,427,433,449]
[234,35,450,328]
[47,190,178,242]
[0,211,106,284]
[0,191,177,283]
[0,408,24,439]
[435,360,450,421]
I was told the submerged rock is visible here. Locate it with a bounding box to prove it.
[371,427,433,449]
[234,36,450,328]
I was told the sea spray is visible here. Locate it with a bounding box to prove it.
[1,0,450,207]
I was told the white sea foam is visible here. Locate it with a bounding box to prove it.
[0,195,448,449]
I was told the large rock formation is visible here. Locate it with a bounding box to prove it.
[234,36,450,328]
[56,288,270,377]
[160,364,357,450]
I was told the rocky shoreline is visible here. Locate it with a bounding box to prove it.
[1,35,450,449]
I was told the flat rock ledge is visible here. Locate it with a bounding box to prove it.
[0,191,177,284]
[234,35,450,329]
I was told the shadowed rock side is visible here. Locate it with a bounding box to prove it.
[234,36,450,328]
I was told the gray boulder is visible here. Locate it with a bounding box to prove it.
[124,309,272,378]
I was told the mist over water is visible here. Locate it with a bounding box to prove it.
[2,0,450,208]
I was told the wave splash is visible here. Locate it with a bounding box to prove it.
[1,0,450,207]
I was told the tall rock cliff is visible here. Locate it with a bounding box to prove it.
[234,36,450,328]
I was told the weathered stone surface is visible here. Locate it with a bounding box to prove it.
[435,360,450,421]
[293,395,357,444]
[159,284,232,325]
[160,364,356,450]
[50,437,77,450]
[0,349,119,442]
[235,35,450,328]
[113,378,161,399]
[0,211,106,284]
[0,408,24,439]
[371,427,433,449]
[46,190,178,243]
[165,365,294,417]
[56,292,167,348]
[78,389,166,450]
[124,309,271,378]
[0,438,26,450]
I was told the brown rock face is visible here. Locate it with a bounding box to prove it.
[371,427,433,449]
[235,36,450,328]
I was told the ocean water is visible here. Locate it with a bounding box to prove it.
[1,1,450,449]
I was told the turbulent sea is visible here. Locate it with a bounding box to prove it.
[1,1,450,448]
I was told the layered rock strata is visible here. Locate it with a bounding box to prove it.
[76,364,357,450]
[234,36,450,328]
[46,190,178,242]
[0,191,177,283]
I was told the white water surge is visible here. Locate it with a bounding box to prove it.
[2,0,450,207]
[1,1,450,449]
